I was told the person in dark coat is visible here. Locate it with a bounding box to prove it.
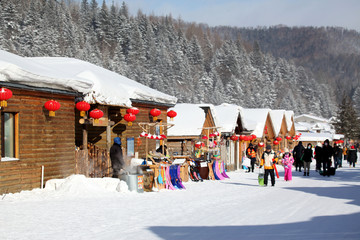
[333,143,343,168]
[322,139,334,176]
[347,145,357,168]
[314,142,323,172]
[293,141,305,172]
[302,143,313,176]
[246,143,257,172]
[110,137,125,178]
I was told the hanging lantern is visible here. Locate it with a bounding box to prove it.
[264,126,268,134]
[150,108,161,121]
[243,135,251,141]
[167,110,177,121]
[76,101,90,117]
[0,87,13,107]
[126,107,139,115]
[89,109,104,124]
[124,113,136,126]
[209,133,216,138]
[230,135,239,141]
[251,134,257,140]
[285,136,292,140]
[273,140,279,145]
[202,135,208,140]
[44,100,61,117]
[214,131,220,136]
[195,142,202,149]
[160,134,167,139]
[239,135,245,141]
[276,137,282,142]
[258,142,265,147]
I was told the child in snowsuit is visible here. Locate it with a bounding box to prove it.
[260,145,278,186]
[282,148,294,181]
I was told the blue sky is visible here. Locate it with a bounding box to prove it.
[101,0,360,32]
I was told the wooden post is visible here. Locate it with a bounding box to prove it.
[106,122,111,151]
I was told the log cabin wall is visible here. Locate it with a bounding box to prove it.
[75,102,170,160]
[0,88,76,194]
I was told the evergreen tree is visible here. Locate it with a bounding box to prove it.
[333,95,359,140]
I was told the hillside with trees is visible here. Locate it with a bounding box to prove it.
[2,0,357,118]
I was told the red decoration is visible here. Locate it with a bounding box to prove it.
[89,109,104,123]
[195,142,202,149]
[160,134,167,139]
[258,142,264,147]
[230,135,239,141]
[273,140,279,145]
[44,100,61,117]
[285,136,292,140]
[209,133,216,138]
[276,137,282,142]
[244,135,252,141]
[76,101,90,117]
[124,113,136,126]
[0,87,13,107]
[140,132,147,137]
[214,131,220,136]
[239,135,245,141]
[167,110,177,121]
[150,108,161,121]
[126,107,139,115]
[264,126,268,134]
[251,134,257,140]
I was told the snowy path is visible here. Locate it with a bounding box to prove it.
[1,164,360,240]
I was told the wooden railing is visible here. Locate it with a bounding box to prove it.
[75,143,111,178]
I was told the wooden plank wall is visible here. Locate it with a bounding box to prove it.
[0,88,76,194]
[75,103,169,160]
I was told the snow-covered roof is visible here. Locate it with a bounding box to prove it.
[214,103,242,133]
[298,132,336,142]
[167,103,207,136]
[269,110,286,136]
[0,50,93,94]
[294,114,329,123]
[197,103,220,130]
[241,108,270,137]
[0,50,177,107]
[284,111,294,132]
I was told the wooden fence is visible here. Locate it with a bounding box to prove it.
[75,143,112,178]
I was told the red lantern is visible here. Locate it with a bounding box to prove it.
[202,135,208,140]
[264,126,268,134]
[285,136,292,140]
[273,140,279,145]
[258,142,264,147]
[230,135,238,141]
[195,142,202,149]
[276,137,282,142]
[239,135,245,141]
[0,87,13,107]
[76,101,90,117]
[124,113,136,126]
[209,133,215,138]
[244,135,251,141]
[160,134,167,139]
[127,107,139,115]
[89,109,104,123]
[167,110,177,121]
[44,100,61,117]
[150,108,161,121]
[251,134,257,140]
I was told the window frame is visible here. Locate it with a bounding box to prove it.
[1,111,19,161]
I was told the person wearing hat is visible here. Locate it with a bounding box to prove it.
[282,148,294,181]
[246,143,257,172]
[347,145,357,168]
[260,144,278,186]
[110,137,125,178]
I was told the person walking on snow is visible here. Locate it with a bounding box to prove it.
[246,143,257,172]
[293,141,305,172]
[282,148,294,181]
[302,143,313,176]
[260,145,278,186]
[314,143,323,172]
[322,139,334,176]
[110,137,125,178]
[347,145,357,168]
[333,143,343,168]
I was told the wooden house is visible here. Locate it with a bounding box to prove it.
[269,110,288,151]
[284,111,296,149]
[0,50,93,194]
[214,104,244,171]
[167,103,219,157]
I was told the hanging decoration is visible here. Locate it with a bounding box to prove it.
[251,134,257,140]
[167,110,177,121]
[230,135,239,141]
[0,87,13,107]
[202,135,208,140]
[150,108,161,121]
[264,126,268,134]
[258,142,265,147]
[44,100,61,117]
[75,101,90,117]
[209,133,216,138]
[273,140,279,145]
[276,137,282,142]
[239,135,245,141]
[214,131,220,136]
[160,134,167,139]
[285,135,292,140]
[124,113,136,126]
[126,107,139,115]
[89,109,104,124]
[140,132,147,137]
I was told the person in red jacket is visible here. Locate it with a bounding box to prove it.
[260,145,278,186]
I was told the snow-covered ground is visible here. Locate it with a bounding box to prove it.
[1,163,360,240]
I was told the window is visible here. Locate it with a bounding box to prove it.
[1,112,19,160]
